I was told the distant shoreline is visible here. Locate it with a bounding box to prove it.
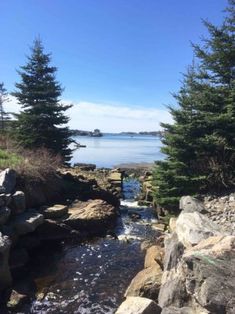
[114,162,154,169]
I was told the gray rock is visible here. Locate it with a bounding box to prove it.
[115,297,161,314]
[0,232,12,290]
[158,267,187,308]
[179,196,205,213]
[9,191,26,214]
[163,233,184,271]
[0,168,16,194]
[159,236,235,313]
[176,211,221,247]
[0,207,11,225]
[11,210,44,235]
[161,307,196,314]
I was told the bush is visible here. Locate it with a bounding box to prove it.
[0,135,62,181]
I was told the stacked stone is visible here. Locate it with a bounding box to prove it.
[0,168,44,292]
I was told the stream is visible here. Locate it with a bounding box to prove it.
[22,179,160,314]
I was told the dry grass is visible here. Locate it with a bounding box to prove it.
[0,134,62,181]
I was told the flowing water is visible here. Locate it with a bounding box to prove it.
[22,179,160,314]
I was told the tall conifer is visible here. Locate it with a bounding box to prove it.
[12,39,73,163]
[153,0,235,210]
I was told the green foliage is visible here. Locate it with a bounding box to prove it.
[12,39,73,163]
[0,149,22,169]
[153,1,235,210]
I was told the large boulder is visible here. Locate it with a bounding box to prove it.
[125,264,163,301]
[179,196,205,213]
[0,168,16,194]
[115,297,161,314]
[182,235,235,313]
[0,233,12,291]
[176,211,221,247]
[10,210,44,236]
[159,236,235,314]
[65,199,117,235]
[35,219,80,240]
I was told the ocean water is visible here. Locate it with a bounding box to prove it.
[71,134,163,168]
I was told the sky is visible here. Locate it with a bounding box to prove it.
[1,0,228,132]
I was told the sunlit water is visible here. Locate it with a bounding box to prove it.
[17,180,160,314]
[71,134,163,168]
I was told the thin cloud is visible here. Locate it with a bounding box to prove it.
[7,96,173,132]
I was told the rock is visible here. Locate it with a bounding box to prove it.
[0,207,11,225]
[163,233,184,271]
[7,289,29,310]
[176,211,221,247]
[17,234,41,250]
[11,210,44,236]
[144,245,164,269]
[179,196,205,213]
[0,193,12,207]
[151,223,165,232]
[184,236,235,313]
[9,248,29,270]
[158,266,188,308]
[115,297,161,314]
[65,199,117,235]
[159,236,235,313]
[169,217,177,232]
[0,168,16,194]
[158,233,187,308]
[0,233,12,291]
[128,211,141,220]
[141,240,154,251]
[35,219,80,240]
[9,191,26,214]
[125,264,163,301]
[161,306,197,314]
[42,204,68,219]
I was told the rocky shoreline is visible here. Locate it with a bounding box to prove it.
[1,163,234,313]
[0,165,125,311]
[116,194,235,314]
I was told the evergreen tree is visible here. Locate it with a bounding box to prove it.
[0,82,10,132]
[12,39,73,163]
[153,0,235,210]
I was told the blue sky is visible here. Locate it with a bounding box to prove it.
[1,0,228,131]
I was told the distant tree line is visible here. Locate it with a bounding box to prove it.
[153,0,235,210]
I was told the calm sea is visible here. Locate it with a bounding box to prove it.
[71,134,164,168]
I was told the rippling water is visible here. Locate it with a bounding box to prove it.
[18,180,160,314]
[71,134,163,168]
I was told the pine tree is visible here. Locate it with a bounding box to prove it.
[153,0,235,210]
[12,39,73,163]
[0,82,10,132]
